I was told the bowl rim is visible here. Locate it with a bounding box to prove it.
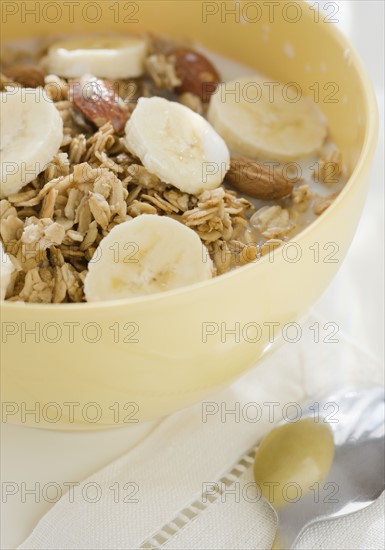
[1,13,378,312]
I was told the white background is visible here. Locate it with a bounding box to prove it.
[1,2,384,548]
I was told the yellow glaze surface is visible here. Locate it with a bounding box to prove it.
[253,419,334,509]
[0,1,378,428]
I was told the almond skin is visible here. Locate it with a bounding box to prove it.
[169,48,220,102]
[4,65,45,88]
[69,76,129,134]
[226,156,294,200]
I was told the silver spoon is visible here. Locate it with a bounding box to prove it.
[253,385,385,549]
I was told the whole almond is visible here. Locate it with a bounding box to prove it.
[226,156,293,200]
[69,76,129,134]
[169,48,220,102]
[4,65,45,88]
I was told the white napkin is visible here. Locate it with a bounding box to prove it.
[18,313,384,550]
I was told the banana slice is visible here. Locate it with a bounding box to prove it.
[84,215,213,301]
[46,37,147,79]
[0,242,15,301]
[208,75,327,161]
[0,88,63,198]
[125,96,230,195]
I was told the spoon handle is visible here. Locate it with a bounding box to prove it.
[271,535,280,549]
[272,495,384,549]
[271,523,304,550]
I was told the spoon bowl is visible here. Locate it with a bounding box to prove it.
[253,385,385,549]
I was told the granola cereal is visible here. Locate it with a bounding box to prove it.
[0,34,347,303]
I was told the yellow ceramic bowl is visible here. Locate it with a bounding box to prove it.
[0,1,378,429]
